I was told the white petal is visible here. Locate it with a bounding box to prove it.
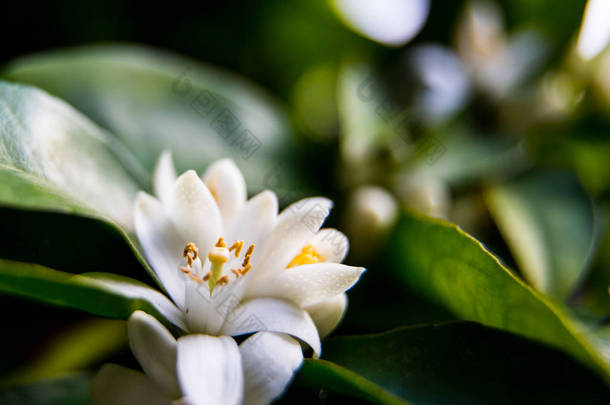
[153,150,177,207]
[250,197,333,284]
[305,293,348,338]
[169,170,222,254]
[177,335,243,405]
[240,332,303,405]
[127,311,180,398]
[183,278,243,335]
[203,159,247,226]
[252,263,364,307]
[91,364,174,405]
[309,228,349,263]
[220,297,321,356]
[225,190,278,250]
[134,192,187,309]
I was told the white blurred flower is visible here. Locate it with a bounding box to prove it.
[456,0,546,98]
[344,185,399,259]
[331,0,429,47]
[407,44,471,123]
[396,174,450,219]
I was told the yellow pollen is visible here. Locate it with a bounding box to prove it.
[287,244,323,268]
[229,240,244,257]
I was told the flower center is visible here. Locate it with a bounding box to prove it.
[181,238,255,294]
[287,244,323,268]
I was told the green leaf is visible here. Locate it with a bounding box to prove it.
[0,81,163,285]
[0,373,92,405]
[2,44,298,191]
[298,322,610,404]
[0,258,184,330]
[389,210,610,380]
[0,81,141,229]
[485,170,596,299]
[297,359,407,405]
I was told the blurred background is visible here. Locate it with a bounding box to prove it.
[1,0,610,402]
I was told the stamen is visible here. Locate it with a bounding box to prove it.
[181,266,202,284]
[241,262,253,275]
[229,240,244,257]
[216,237,227,248]
[203,272,211,282]
[217,275,230,286]
[183,242,199,266]
[242,244,255,267]
[231,268,242,277]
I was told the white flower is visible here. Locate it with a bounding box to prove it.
[92,311,302,405]
[130,152,365,403]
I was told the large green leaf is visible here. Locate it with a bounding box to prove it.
[485,170,596,299]
[388,210,610,380]
[2,44,298,192]
[0,81,163,286]
[0,258,184,330]
[297,322,610,404]
[0,81,140,229]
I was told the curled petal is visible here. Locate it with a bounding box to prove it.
[220,297,321,357]
[250,262,364,307]
[305,293,348,338]
[127,311,180,398]
[134,192,187,309]
[153,150,176,207]
[251,197,333,284]
[309,228,349,263]
[203,158,247,226]
[177,335,243,405]
[225,190,278,251]
[169,170,222,254]
[240,332,303,405]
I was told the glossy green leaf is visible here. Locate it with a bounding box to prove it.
[0,374,92,405]
[485,170,596,299]
[0,81,163,285]
[389,210,610,380]
[0,81,141,229]
[298,322,610,404]
[0,258,184,330]
[3,44,297,192]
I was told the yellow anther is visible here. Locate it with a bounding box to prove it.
[241,262,252,275]
[217,275,230,286]
[229,240,244,257]
[231,268,242,277]
[181,266,202,284]
[183,243,199,266]
[216,237,227,248]
[241,244,255,267]
[287,244,323,268]
[203,272,211,282]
